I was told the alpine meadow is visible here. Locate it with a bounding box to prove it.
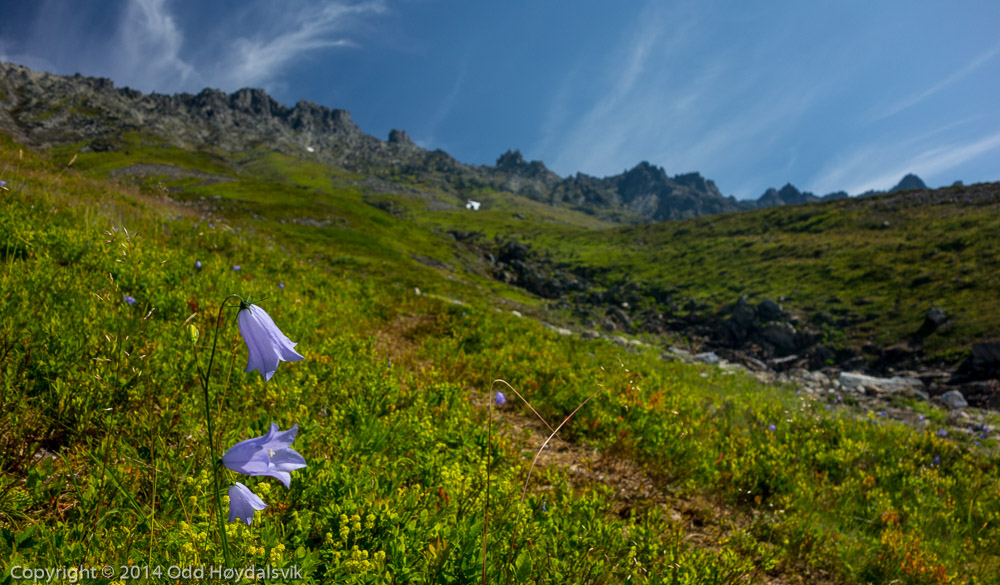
[1,60,1000,585]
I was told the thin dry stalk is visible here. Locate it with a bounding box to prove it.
[480,378,601,582]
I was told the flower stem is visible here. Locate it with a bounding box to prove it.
[198,295,241,567]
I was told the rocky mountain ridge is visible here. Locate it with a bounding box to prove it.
[0,61,927,222]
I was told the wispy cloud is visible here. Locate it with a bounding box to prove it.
[539,3,688,176]
[215,1,387,90]
[416,55,468,149]
[537,1,830,192]
[115,0,198,91]
[43,0,389,94]
[872,42,1000,122]
[812,129,1000,194]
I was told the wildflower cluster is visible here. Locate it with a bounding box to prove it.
[217,301,307,525]
[190,294,308,548]
[223,423,307,525]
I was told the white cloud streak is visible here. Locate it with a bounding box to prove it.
[873,42,1000,122]
[415,55,468,148]
[540,4,687,177]
[99,0,386,94]
[812,129,1000,194]
[216,1,387,90]
[116,0,197,91]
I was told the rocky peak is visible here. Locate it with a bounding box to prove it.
[496,149,526,170]
[492,149,561,193]
[494,149,557,179]
[673,172,722,198]
[756,183,818,207]
[778,183,803,202]
[890,173,927,192]
[0,60,377,164]
[229,87,279,116]
[757,188,781,208]
[287,100,358,135]
[388,128,415,146]
[617,162,669,198]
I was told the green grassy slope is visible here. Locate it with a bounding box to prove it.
[419,184,1000,360]
[2,135,1000,584]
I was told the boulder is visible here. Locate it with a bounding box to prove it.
[936,390,968,410]
[719,318,749,344]
[762,322,797,353]
[606,306,633,330]
[962,379,1000,409]
[808,344,836,369]
[756,298,784,322]
[916,306,948,337]
[839,372,924,394]
[732,296,756,327]
[971,342,1000,371]
[953,341,1000,382]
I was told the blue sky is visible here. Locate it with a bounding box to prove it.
[1,0,998,198]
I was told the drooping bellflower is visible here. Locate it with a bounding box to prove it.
[228,482,267,526]
[222,423,307,488]
[237,302,304,381]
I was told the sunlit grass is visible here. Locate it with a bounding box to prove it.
[2,136,999,584]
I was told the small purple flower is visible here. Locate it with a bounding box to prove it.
[195,260,202,269]
[936,429,948,438]
[123,295,136,305]
[278,283,285,289]
[933,456,940,465]
[194,223,199,229]
[233,265,241,271]
[237,302,304,381]
[767,424,776,432]
[222,423,307,488]
[878,410,886,418]
[209,222,215,229]
[0,180,7,187]
[228,482,267,525]
[495,391,506,406]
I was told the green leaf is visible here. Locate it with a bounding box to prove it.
[515,549,532,581]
